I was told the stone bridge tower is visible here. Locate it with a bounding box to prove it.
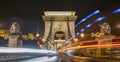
[42,11,77,50]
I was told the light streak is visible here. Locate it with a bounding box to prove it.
[112,8,120,13]
[94,16,106,22]
[75,8,120,36]
[58,37,120,53]
[80,29,85,32]
[86,24,92,28]
[76,32,80,35]
[75,10,100,27]
[0,47,56,54]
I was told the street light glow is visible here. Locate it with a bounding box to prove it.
[36,33,40,37]
[75,38,78,41]
[42,38,45,41]
[80,33,84,38]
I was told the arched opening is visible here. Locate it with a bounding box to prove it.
[54,31,65,40]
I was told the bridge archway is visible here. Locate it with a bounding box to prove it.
[54,31,65,40]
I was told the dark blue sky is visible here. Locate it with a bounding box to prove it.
[0,0,119,35]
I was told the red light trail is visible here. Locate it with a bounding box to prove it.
[58,36,120,53]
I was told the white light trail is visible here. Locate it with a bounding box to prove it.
[0,47,56,54]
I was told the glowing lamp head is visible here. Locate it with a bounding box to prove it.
[80,33,84,38]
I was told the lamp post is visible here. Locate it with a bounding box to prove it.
[95,38,101,57]
[36,33,40,41]
[91,32,101,57]
[78,33,89,41]
[36,33,39,44]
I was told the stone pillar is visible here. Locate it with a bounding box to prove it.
[8,22,23,47]
[8,35,22,47]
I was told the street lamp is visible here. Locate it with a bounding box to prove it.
[36,33,40,38]
[80,33,85,38]
[42,38,45,42]
[75,38,78,42]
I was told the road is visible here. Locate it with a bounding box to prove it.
[0,47,120,62]
[0,47,60,62]
[58,52,120,62]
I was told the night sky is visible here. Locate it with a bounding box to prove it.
[0,0,120,35]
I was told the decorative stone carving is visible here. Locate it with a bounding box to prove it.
[8,22,23,47]
[97,22,114,48]
[10,22,21,34]
[99,22,111,36]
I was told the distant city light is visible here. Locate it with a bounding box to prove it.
[42,38,45,41]
[75,10,100,27]
[95,16,105,22]
[112,8,120,13]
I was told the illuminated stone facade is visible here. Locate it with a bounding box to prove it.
[42,11,77,49]
[0,29,9,39]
